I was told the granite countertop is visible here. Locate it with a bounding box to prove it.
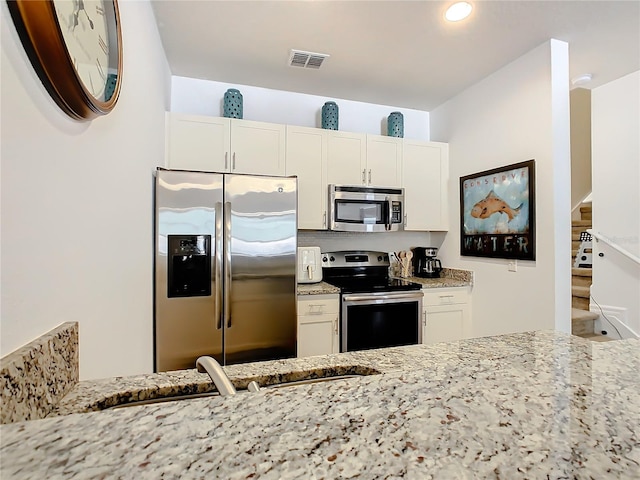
[298,268,473,295]
[297,281,340,295]
[2,331,639,479]
[404,276,470,288]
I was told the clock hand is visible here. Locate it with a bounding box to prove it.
[70,0,79,31]
[77,0,94,29]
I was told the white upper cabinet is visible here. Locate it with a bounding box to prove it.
[230,119,286,176]
[326,131,367,186]
[165,113,450,232]
[165,113,286,176]
[402,140,449,231]
[285,126,328,230]
[166,114,230,172]
[365,135,403,187]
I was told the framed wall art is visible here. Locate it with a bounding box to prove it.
[460,160,536,260]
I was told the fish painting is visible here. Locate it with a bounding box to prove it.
[470,190,522,222]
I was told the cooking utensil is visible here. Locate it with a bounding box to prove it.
[404,251,413,277]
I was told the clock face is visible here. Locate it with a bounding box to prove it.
[8,0,123,120]
[53,0,113,102]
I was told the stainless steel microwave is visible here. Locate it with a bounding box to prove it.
[328,185,404,232]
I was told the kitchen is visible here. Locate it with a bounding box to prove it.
[2,0,639,478]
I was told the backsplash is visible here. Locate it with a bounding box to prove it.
[298,230,442,254]
[0,322,79,424]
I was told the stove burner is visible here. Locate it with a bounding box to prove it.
[321,250,422,294]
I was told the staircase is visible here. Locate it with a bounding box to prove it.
[570,203,610,341]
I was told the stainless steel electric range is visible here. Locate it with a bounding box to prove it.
[321,251,423,352]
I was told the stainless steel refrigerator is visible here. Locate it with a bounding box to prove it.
[154,168,297,372]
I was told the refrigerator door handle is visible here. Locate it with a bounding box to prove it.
[214,202,223,330]
[224,201,233,328]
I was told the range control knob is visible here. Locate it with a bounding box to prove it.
[330,256,335,262]
[322,256,328,262]
[378,256,383,262]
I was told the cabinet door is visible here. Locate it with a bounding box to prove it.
[286,126,327,229]
[366,135,402,187]
[402,140,449,231]
[298,314,339,357]
[326,131,367,185]
[230,119,286,176]
[423,303,470,344]
[166,114,230,172]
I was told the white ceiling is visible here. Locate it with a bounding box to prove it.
[150,0,640,111]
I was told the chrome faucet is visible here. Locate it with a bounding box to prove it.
[196,356,237,396]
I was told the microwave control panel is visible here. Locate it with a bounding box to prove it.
[391,201,402,223]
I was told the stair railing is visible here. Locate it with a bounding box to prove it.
[587,229,640,266]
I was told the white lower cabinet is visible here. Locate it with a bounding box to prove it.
[422,287,471,344]
[297,294,340,357]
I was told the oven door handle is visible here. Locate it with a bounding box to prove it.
[343,292,423,302]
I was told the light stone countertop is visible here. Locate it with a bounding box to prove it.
[1,331,639,479]
[297,268,473,295]
[296,281,340,295]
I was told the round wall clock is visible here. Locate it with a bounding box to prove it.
[8,0,123,121]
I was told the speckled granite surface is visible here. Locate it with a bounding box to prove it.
[406,268,474,288]
[299,269,473,294]
[1,331,639,479]
[297,281,340,295]
[0,322,78,424]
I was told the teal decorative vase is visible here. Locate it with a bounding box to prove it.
[104,73,118,101]
[388,111,404,138]
[321,101,339,130]
[223,89,243,119]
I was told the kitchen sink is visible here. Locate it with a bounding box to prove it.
[106,373,373,410]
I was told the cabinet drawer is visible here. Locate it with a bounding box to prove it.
[422,288,469,306]
[298,295,339,316]
[298,313,337,326]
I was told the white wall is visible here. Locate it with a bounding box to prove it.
[570,88,592,213]
[298,231,433,256]
[1,0,171,380]
[171,76,431,140]
[430,40,571,337]
[591,70,640,338]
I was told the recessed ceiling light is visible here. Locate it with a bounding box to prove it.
[445,2,473,22]
[571,74,593,86]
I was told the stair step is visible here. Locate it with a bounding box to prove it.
[572,285,590,298]
[572,267,592,277]
[572,220,592,228]
[571,308,597,336]
[571,308,598,322]
[572,275,591,287]
[580,333,614,342]
[572,296,590,310]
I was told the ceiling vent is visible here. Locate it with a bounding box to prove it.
[288,49,329,69]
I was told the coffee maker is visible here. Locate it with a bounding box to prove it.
[412,247,443,278]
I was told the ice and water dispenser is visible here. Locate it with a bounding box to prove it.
[167,235,212,297]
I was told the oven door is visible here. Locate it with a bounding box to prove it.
[341,291,423,352]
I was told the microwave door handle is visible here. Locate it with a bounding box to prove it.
[386,197,392,231]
